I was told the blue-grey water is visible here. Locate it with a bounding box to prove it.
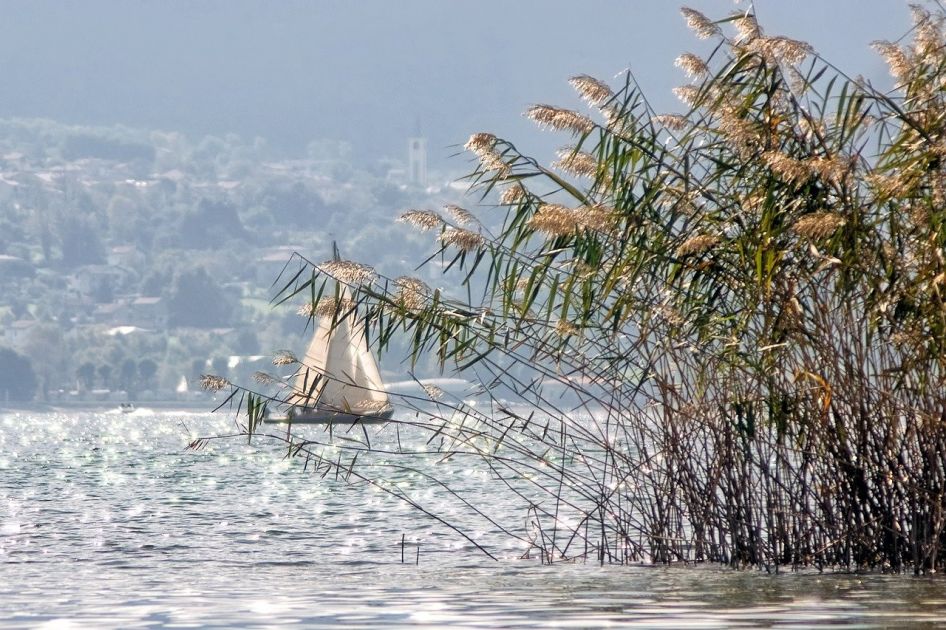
[2,408,946,628]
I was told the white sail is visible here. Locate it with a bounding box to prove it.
[291,292,389,415]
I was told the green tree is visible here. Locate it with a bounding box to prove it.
[165,268,234,328]
[20,323,65,400]
[138,359,158,391]
[57,214,105,267]
[76,362,96,392]
[0,347,37,401]
[97,364,112,390]
[119,358,138,394]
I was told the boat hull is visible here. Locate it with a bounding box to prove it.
[267,406,395,425]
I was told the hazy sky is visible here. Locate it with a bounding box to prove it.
[0,1,910,166]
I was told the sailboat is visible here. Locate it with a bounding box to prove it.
[278,286,394,424]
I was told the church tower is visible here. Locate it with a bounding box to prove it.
[408,120,427,187]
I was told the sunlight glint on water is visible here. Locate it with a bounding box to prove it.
[1,408,945,628]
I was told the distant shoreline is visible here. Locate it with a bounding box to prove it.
[0,400,216,413]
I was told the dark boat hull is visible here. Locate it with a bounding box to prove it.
[267,406,395,425]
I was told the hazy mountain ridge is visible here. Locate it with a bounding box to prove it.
[0,118,463,402]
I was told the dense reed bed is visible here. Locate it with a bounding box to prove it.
[204,6,946,573]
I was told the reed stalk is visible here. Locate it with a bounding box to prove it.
[204,5,946,573]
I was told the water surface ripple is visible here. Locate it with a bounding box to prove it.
[1,410,944,628]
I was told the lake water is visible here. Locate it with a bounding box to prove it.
[2,408,946,628]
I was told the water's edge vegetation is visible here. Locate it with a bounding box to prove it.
[204,5,946,574]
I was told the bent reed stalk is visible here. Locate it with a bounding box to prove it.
[204,6,946,573]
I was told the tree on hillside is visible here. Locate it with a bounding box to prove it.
[138,359,158,392]
[76,362,96,392]
[119,358,138,394]
[57,214,105,268]
[176,198,247,249]
[165,268,234,328]
[20,323,65,400]
[97,364,112,390]
[0,347,37,401]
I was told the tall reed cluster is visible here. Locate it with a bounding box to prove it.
[208,6,946,573]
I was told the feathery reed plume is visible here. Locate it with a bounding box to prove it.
[422,383,446,400]
[466,133,511,177]
[601,104,634,134]
[718,110,760,157]
[527,203,580,236]
[477,150,512,178]
[554,148,599,179]
[272,350,298,366]
[440,227,485,252]
[807,156,850,186]
[732,13,761,42]
[673,85,701,108]
[577,204,618,233]
[680,7,720,39]
[526,104,596,134]
[569,74,614,106]
[676,234,719,256]
[464,132,497,157]
[444,204,478,226]
[305,296,355,318]
[352,400,391,413]
[872,41,911,83]
[317,260,377,284]
[395,276,430,310]
[500,184,528,205]
[792,211,846,239]
[911,5,944,63]
[398,209,444,231]
[797,116,830,144]
[653,114,688,131]
[554,319,579,337]
[253,371,281,386]
[761,150,810,184]
[866,171,909,199]
[747,36,814,65]
[200,374,230,392]
[675,52,708,78]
